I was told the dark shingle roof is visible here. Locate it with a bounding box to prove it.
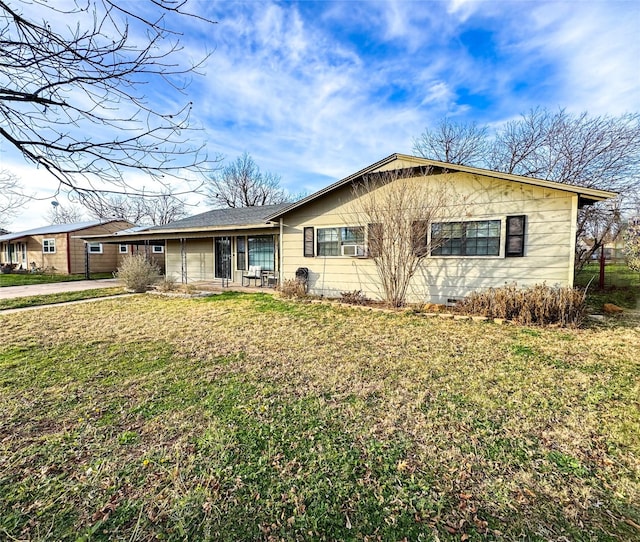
[148,203,290,231]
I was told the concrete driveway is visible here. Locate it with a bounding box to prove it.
[0,278,120,299]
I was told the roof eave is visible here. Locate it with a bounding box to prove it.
[265,154,617,220]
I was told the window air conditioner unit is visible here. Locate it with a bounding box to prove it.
[341,244,365,257]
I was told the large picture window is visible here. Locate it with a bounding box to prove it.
[431,220,501,256]
[317,227,364,256]
[248,235,274,271]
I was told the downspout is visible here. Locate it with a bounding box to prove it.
[279,218,284,284]
[66,233,71,274]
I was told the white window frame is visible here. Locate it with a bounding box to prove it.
[316,226,365,257]
[87,242,103,254]
[42,238,56,254]
[152,245,164,254]
[119,244,128,254]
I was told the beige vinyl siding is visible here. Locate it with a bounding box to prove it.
[164,229,279,284]
[280,170,578,304]
[165,239,214,282]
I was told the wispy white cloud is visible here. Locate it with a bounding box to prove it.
[4,0,639,230]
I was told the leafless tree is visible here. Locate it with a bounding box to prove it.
[0,170,29,227]
[0,0,217,201]
[205,152,292,208]
[46,202,87,225]
[349,168,458,307]
[414,109,640,268]
[83,192,188,225]
[413,117,490,165]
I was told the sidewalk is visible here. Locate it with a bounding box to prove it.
[0,278,120,299]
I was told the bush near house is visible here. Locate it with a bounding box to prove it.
[116,254,161,293]
[456,283,587,327]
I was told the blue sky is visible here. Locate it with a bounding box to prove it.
[3,0,640,230]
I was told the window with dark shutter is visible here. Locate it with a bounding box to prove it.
[505,215,526,257]
[303,227,314,257]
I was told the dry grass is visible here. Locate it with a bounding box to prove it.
[0,293,638,541]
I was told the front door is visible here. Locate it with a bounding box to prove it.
[214,237,231,279]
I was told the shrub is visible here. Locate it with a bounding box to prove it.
[156,276,178,292]
[278,278,307,299]
[340,290,369,305]
[116,254,160,293]
[456,283,587,327]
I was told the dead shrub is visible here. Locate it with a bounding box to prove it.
[340,290,369,305]
[156,276,178,292]
[456,283,587,327]
[278,278,307,299]
[116,254,160,293]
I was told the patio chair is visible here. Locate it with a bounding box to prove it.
[242,265,262,287]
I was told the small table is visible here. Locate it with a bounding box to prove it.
[261,272,278,288]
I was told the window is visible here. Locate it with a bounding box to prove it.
[505,215,526,257]
[88,242,103,254]
[431,220,501,256]
[303,227,314,257]
[237,236,246,270]
[317,227,365,256]
[42,238,56,254]
[248,235,274,271]
[119,244,128,254]
[152,245,164,254]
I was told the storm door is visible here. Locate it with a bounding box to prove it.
[214,236,232,279]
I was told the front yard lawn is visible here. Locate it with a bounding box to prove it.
[0,272,114,287]
[0,287,125,310]
[0,293,638,541]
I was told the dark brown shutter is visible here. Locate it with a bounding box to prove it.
[368,223,382,257]
[411,221,429,256]
[506,215,526,257]
[303,227,314,257]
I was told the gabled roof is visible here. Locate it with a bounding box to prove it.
[266,153,618,220]
[0,220,127,243]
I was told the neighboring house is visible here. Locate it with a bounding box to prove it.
[83,154,616,303]
[107,226,167,273]
[0,220,134,274]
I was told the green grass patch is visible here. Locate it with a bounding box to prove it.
[0,272,113,287]
[0,294,638,541]
[0,287,125,310]
[576,263,640,310]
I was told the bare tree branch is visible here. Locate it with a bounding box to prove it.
[413,117,489,165]
[0,0,219,200]
[205,152,294,208]
[81,191,188,225]
[349,168,460,307]
[46,202,87,225]
[0,169,29,227]
[414,109,640,269]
